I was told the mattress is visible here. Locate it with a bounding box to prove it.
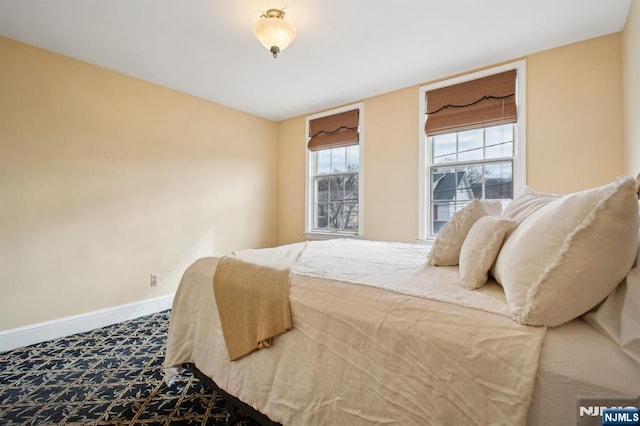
[164,240,640,425]
[528,318,640,425]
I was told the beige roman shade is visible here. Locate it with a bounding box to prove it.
[308,108,359,151]
[425,70,517,136]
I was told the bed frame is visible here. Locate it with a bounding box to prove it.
[186,363,282,426]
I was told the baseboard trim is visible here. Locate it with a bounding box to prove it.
[0,294,174,353]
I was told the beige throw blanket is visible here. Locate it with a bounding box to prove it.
[213,243,306,361]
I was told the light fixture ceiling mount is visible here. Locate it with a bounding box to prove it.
[253,8,297,59]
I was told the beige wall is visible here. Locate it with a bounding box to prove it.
[276,115,306,245]
[624,0,640,174]
[527,33,624,191]
[277,33,625,244]
[362,87,419,242]
[0,37,278,330]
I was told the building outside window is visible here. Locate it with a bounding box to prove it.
[305,104,364,238]
[419,62,526,240]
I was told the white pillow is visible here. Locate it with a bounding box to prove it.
[584,268,640,365]
[428,199,503,266]
[501,188,559,224]
[583,209,640,365]
[493,177,639,327]
[459,216,517,289]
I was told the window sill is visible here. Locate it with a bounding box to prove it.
[304,231,362,241]
[415,238,435,247]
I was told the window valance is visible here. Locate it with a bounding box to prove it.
[425,69,517,136]
[308,109,359,151]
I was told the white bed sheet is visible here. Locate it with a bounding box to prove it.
[528,318,640,425]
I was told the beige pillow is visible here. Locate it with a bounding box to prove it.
[489,189,559,278]
[428,199,503,266]
[493,177,639,327]
[459,216,517,290]
[501,188,558,224]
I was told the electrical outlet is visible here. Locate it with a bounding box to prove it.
[150,273,158,287]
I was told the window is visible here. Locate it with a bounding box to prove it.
[305,104,364,238]
[419,62,526,240]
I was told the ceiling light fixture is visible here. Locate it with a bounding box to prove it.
[253,8,297,59]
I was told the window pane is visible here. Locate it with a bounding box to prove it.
[328,202,343,229]
[485,142,513,160]
[431,167,461,201]
[485,124,513,143]
[346,145,359,172]
[457,129,483,162]
[316,150,331,175]
[343,202,359,231]
[344,175,358,201]
[432,202,454,234]
[458,165,482,198]
[431,167,453,201]
[484,162,513,200]
[431,165,476,230]
[316,177,329,202]
[329,176,344,201]
[315,203,328,229]
[432,133,456,164]
[485,124,513,159]
[330,148,346,173]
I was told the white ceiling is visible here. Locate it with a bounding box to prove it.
[0,1,632,121]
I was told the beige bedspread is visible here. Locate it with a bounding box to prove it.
[165,240,547,425]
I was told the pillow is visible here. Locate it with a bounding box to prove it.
[428,199,503,266]
[583,268,640,365]
[459,216,517,289]
[493,176,639,327]
[489,188,559,278]
[501,188,559,224]
[481,200,503,216]
[583,207,640,365]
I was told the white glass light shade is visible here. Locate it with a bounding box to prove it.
[253,9,297,57]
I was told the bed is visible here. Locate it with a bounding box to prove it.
[164,176,640,425]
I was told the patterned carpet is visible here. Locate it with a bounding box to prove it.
[0,310,260,425]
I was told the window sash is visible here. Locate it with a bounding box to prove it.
[429,157,513,235]
[312,170,359,232]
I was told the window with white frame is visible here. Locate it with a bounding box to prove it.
[419,62,526,240]
[306,104,363,237]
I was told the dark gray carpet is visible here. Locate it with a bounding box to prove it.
[0,310,259,425]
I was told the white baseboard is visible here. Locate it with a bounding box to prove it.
[0,294,174,353]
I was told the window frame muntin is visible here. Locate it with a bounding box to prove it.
[418,61,526,242]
